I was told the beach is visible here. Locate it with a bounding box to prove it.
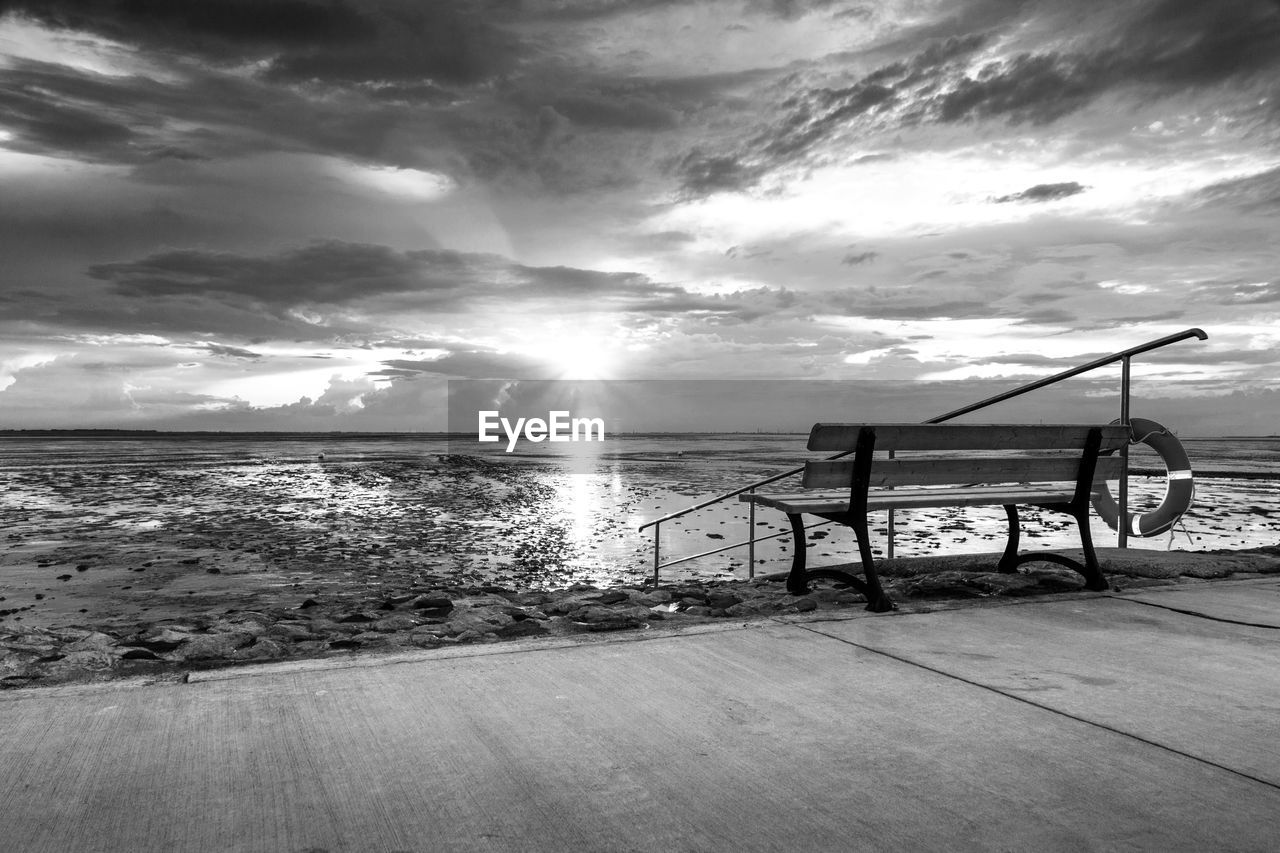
[3,433,1279,688]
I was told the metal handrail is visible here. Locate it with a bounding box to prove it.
[921,328,1206,424]
[640,328,1206,532]
[640,328,1207,581]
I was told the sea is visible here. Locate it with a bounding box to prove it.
[1,432,1278,590]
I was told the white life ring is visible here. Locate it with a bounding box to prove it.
[1091,417,1194,537]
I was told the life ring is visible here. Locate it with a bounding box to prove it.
[1091,417,1194,537]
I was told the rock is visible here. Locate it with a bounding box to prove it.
[443,612,513,636]
[411,596,454,616]
[708,592,742,609]
[179,632,256,661]
[211,618,268,637]
[496,620,549,639]
[407,630,444,647]
[328,639,361,650]
[66,632,117,653]
[266,623,318,642]
[371,614,421,632]
[58,650,115,671]
[570,605,649,631]
[128,637,184,654]
[230,638,289,661]
[792,597,818,613]
[900,571,1040,598]
[632,590,673,606]
[596,590,629,605]
[682,605,712,617]
[544,599,587,616]
[1023,567,1086,592]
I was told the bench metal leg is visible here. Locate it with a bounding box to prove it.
[1073,507,1109,591]
[1002,503,1110,592]
[784,513,895,612]
[785,513,810,595]
[850,513,896,613]
[997,505,1020,573]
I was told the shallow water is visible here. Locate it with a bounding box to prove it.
[1,434,1278,595]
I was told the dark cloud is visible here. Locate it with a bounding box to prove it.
[841,251,878,265]
[202,343,262,359]
[0,0,514,86]
[1120,0,1280,87]
[673,149,765,196]
[82,241,737,330]
[88,241,456,305]
[826,286,992,320]
[549,92,680,130]
[934,0,1280,125]
[679,0,1280,195]
[935,52,1107,125]
[0,0,374,52]
[672,33,988,196]
[377,351,548,380]
[0,57,412,167]
[1193,167,1280,212]
[994,182,1087,203]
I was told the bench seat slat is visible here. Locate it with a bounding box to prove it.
[742,483,1084,515]
[802,455,1124,489]
[808,423,1130,453]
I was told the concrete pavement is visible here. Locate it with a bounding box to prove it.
[4,579,1280,852]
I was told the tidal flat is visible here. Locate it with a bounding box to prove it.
[3,434,1278,688]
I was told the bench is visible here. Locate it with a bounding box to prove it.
[740,423,1131,612]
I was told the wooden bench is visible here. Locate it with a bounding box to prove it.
[740,423,1130,612]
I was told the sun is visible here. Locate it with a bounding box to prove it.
[535,332,619,379]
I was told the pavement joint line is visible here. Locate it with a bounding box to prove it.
[1102,594,1280,630]
[788,618,1280,794]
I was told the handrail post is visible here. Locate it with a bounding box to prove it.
[652,523,661,586]
[886,449,896,559]
[747,488,756,579]
[1119,355,1131,549]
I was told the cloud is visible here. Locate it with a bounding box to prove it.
[933,0,1280,125]
[1193,167,1280,212]
[81,239,753,329]
[88,240,458,305]
[0,0,513,87]
[993,182,1087,203]
[202,343,262,359]
[377,351,549,380]
[673,149,765,196]
[1194,280,1280,305]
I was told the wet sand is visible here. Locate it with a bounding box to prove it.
[3,444,1279,688]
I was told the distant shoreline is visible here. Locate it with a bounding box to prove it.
[1,429,1276,440]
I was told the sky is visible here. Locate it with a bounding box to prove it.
[1,0,1278,434]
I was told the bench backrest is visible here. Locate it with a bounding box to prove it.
[802,423,1129,490]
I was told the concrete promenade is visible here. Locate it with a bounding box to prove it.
[4,579,1280,852]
